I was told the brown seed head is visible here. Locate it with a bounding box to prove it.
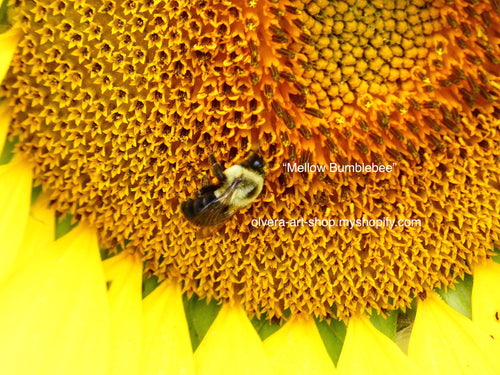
[2,0,500,320]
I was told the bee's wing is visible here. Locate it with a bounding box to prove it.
[195,177,243,226]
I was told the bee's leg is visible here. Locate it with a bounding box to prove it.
[195,173,216,199]
[203,134,226,182]
[201,174,209,187]
[209,153,226,183]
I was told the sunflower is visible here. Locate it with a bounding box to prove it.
[1,0,500,373]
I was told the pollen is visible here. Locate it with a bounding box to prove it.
[2,0,500,321]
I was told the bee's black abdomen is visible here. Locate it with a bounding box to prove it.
[202,194,214,206]
[181,192,217,223]
[193,198,205,213]
[180,200,197,219]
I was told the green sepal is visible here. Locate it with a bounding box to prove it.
[437,273,473,319]
[0,135,17,165]
[30,184,42,205]
[0,0,8,26]
[55,213,77,240]
[142,274,159,298]
[370,309,398,341]
[492,246,500,264]
[315,317,346,366]
[183,294,221,352]
[251,316,281,341]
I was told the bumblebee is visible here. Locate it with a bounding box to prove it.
[181,152,266,227]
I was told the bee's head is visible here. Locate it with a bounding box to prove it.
[245,153,266,175]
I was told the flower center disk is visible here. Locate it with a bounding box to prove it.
[3,0,500,320]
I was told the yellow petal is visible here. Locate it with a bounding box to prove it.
[6,192,54,277]
[140,280,195,375]
[103,251,143,375]
[472,259,500,341]
[0,156,32,281]
[0,27,22,83]
[337,315,421,375]
[263,316,337,374]
[194,303,272,375]
[408,292,500,375]
[0,224,110,375]
[0,101,9,153]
